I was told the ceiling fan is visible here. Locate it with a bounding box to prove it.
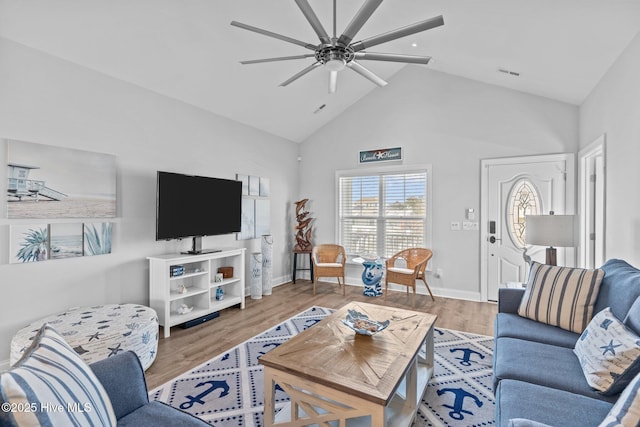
[231,0,444,93]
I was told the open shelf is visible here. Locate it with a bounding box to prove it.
[148,248,246,338]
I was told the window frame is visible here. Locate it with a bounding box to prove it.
[335,164,433,259]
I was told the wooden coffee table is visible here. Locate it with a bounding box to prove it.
[260,302,437,427]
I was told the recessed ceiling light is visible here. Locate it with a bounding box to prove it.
[411,42,418,48]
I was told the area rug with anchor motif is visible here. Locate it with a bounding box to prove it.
[150,306,495,426]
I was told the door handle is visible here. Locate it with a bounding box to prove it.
[489,220,496,234]
[489,236,501,244]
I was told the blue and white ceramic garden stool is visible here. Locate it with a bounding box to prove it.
[361,260,385,297]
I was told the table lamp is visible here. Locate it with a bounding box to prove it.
[525,212,578,266]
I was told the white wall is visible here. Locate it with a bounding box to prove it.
[0,38,300,364]
[579,32,640,266]
[299,66,579,299]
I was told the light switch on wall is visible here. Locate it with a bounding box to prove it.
[463,221,479,231]
[450,221,461,231]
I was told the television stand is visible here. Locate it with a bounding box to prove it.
[181,249,221,255]
[180,236,222,255]
[147,248,246,338]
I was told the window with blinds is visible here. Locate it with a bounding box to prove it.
[338,170,428,258]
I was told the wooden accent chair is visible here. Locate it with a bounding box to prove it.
[311,244,346,296]
[385,248,434,306]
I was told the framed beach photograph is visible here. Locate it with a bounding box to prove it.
[6,139,117,219]
[49,223,83,260]
[10,224,50,263]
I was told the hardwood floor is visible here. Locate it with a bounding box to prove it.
[145,280,498,389]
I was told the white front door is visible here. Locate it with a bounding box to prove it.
[481,154,575,301]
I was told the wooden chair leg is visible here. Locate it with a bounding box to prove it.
[420,278,435,301]
[341,277,345,296]
[313,278,316,296]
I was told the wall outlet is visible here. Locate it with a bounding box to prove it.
[450,221,461,231]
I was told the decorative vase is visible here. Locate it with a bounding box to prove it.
[261,235,273,296]
[362,261,384,297]
[250,252,263,300]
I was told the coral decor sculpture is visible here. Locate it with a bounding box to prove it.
[294,199,313,252]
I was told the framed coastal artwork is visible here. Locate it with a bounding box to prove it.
[10,224,50,263]
[236,172,271,240]
[49,223,83,260]
[9,222,113,263]
[6,139,116,219]
[83,222,113,256]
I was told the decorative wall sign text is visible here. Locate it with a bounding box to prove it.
[359,147,402,164]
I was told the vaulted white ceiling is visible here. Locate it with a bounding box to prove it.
[1,0,639,142]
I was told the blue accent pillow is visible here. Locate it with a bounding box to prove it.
[574,308,640,395]
[598,371,640,426]
[0,323,116,426]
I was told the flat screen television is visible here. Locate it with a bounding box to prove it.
[156,171,242,254]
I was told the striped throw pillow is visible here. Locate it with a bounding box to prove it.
[0,323,116,427]
[598,371,640,427]
[518,262,604,333]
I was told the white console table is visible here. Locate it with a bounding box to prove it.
[148,248,245,338]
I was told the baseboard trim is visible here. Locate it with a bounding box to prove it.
[289,273,483,302]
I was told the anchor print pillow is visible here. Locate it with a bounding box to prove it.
[574,307,640,395]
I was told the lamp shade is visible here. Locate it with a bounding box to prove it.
[525,214,577,248]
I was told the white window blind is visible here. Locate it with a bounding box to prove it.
[338,170,428,258]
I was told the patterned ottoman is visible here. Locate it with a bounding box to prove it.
[10,304,159,370]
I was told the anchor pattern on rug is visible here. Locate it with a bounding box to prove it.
[437,387,483,420]
[150,307,494,426]
[450,347,485,366]
[179,380,230,410]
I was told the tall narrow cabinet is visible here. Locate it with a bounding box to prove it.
[148,248,246,338]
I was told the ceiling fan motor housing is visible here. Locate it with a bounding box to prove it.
[316,45,355,71]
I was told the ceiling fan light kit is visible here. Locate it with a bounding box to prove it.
[231,0,444,94]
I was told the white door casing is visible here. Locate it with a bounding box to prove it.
[578,135,606,269]
[480,154,575,302]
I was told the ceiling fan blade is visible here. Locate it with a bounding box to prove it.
[347,61,388,87]
[231,21,317,51]
[240,54,316,65]
[353,52,431,64]
[280,62,322,87]
[337,0,383,47]
[350,15,444,52]
[295,0,331,45]
[329,70,338,93]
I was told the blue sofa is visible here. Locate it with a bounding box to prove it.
[90,351,208,426]
[493,259,640,427]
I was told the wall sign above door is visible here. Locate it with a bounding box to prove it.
[359,147,402,164]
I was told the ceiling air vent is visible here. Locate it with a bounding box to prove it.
[498,68,520,77]
[313,104,327,114]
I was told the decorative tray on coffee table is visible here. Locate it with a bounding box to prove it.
[342,309,390,336]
